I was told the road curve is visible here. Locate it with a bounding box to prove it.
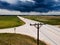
[0,16,60,45]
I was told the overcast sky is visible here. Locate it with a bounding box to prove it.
[0,0,60,15]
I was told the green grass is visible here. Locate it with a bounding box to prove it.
[0,33,46,45]
[0,16,25,29]
[21,15,60,25]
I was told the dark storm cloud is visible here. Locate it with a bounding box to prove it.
[0,0,60,12]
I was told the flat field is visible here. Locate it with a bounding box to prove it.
[22,15,60,25]
[0,33,46,45]
[0,16,25,29]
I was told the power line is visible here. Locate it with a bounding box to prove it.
[40,31,57,45]
[43,25,60,36]
[46,25,60,32]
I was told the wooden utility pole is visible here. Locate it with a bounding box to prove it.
[30,23,44,45]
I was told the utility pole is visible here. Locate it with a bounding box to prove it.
[30,23,44,45]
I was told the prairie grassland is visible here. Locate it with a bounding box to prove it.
[0,33,46,45]
[22,15,60,25]
[0,16,25,29]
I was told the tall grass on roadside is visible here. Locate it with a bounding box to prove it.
[0,33,46,45]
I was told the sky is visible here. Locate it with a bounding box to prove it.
[0,0,60,15]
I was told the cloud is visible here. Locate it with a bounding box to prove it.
[0,9,60,15]
[0,9,21,15]
[0,9,41,15]
[0,0,60,12]
[41,11,60,15]
[0,0,17,4]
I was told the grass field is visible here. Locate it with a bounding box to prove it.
[0,16,25,29]
[21,15,60,25]
[0,33,46,45]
